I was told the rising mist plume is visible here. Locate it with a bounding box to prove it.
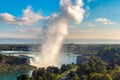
[30,0,84,67]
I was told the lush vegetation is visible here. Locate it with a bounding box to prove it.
[17,63,76,80]
[0,54,35,72]
[97,45,120,65]
[17,44,120,80]
[1,44,120,79]
[0,64,35,72]
[17,56,120,80]
[0,45,31,51]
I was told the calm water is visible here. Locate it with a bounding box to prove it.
[0,70,33,80]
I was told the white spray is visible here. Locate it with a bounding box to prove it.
[30,0,84,67]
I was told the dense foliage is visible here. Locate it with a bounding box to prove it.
[17,56,120,80]
[0,54,35,72]
[1,44,120,80]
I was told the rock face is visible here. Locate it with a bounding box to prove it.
[0,54,30,65]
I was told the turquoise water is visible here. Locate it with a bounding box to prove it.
[0,70,33,80]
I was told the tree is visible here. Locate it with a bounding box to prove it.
[17,74,30,80]
[88,73,112,80]
[46,72,56,80]
[68,71,79,80]
[46,66,59,74]
[109,66,120,80]
[80,75,88,80]
[76,64,90,76]
[88,56,107,73]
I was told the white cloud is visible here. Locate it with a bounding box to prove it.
[0,6,43,26]
[0,28,42,39]
[67,30,93,39]
[0,13,15,22]
[19,28,41,33]
[96,18,115,25]
[0,32,34,39]
[67,29,120,40]
[85,23,96,27]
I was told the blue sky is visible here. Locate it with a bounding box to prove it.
[0,0,120,44]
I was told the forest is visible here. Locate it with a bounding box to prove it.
[16,44,120,80]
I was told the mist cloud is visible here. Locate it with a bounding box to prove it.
[60,0,84,23]
[30,0,84,67]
